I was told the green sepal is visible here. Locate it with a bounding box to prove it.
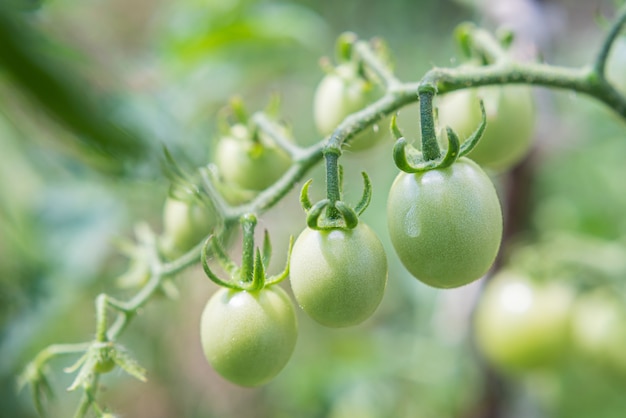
[110,346,147,383]
[390,113,403,141]
[247,248,266,292]
[306,199,331,230]
[265,235,294,286]
[261,229,272,271]
[354,171,372,216]
[454,22,475,59]
[201,237,241,290]
[459,99,487,157]
[334,201,359,229]
[300,179,314,211]
[335,32,357,63]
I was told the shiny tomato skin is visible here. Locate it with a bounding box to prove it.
[200,285,297,387]
[289,222,388,327]
[387,158,502,288]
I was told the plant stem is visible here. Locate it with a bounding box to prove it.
[593,5,626,80]
[418,86,441,161]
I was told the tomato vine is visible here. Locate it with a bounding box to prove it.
[18,4,626,417]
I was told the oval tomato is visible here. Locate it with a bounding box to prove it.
[200,285,297,387]
[289,222,388,327]
[473,271,574,373]
[386,158,502,288]
[214,124,292,191]
[313,63,387,151]
[437,85,535,171]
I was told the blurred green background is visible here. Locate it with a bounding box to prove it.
[2,0,626,417]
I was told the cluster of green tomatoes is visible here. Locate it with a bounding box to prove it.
[157,45,539,387]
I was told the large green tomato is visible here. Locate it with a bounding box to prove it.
[473,271,574,373]
[200,285,297,387]
[386,158,502,288]
[313,63,387,151]
[215,124,292,191]
[289,222,388,327]
[437,85,535,171]
[160,197,217,258]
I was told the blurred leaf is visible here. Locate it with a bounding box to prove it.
[0,8,154,176]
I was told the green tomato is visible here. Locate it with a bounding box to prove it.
[437,85,535,171]
[215,124,291,191]
[387,158,502,288]
[473,271,574,373]
[94,356,115,374]
[160,197,217,259]
[200,285,297,387]
[313,63,387,151]
[289,222,388,328]
[571,290,626,374]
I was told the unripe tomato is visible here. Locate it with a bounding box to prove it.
[160,197,217,258]
[289,222,388,327]
[473,272,574,373]
[94,356,116,374]
[571,290,626,374]
[386,158,502,288]
[215,124,292,191]
[313,63,387,151]
[437,85,535,171]
[200,285,297,387]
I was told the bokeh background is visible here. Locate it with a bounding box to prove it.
[2,0,626,417]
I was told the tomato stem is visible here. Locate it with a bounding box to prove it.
[240,214,258,284]
[593,4,626,81]
[419,86,442,161]
[324,151,342,219]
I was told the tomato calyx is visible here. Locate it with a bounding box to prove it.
[201,213,293,291]
[391,94,487,173]
[299,170,372,231]
[64,341,147,392]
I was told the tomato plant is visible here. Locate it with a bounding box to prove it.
[14,3,626,417]
[200,285,297,387]
[473,271,574,373]
[437,85,535,171]
[289,222,388,327]
[313,62,387,151]
[386,157,502,288]
[214,123,292,191]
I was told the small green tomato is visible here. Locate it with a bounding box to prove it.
[289,222,388,328]
[200,285,297,387]
[474,271,574,373]
[160,197,217,259]
[387,158,502,288]
[571,290,626,374]
[215,124,291,191]
[438,85,535,171]
[313,63,387,151]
